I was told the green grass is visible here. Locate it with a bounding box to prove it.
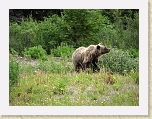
[9,56,139,106]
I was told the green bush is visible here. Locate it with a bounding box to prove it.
[9,18,39,55]
[23,45,47,60]
[128,49,139,58]
[99,48,139,74]
[51,45,74,57]
[9,60,19,92]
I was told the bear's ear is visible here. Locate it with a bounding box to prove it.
[97,45,100,49]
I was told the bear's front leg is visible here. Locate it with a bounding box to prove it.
[92,58,100,72]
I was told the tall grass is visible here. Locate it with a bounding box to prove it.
[37,57,73,74]
[9,69,139,106]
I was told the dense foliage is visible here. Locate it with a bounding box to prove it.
[9,9,139,54]
[9,60,19,92]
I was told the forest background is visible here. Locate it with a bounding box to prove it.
[9,9,139,55]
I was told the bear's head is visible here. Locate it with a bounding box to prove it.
[96,43,110,55]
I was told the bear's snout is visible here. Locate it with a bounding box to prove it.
[107,48,110,52]
[103,47,110,53]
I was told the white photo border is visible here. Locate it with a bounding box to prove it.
[0,0,148,115]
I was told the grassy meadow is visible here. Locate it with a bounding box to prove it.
[9,55,139,106]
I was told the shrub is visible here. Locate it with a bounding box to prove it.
[51,45,74,57]
[9,60,19,92]
[128,49,139,58]
[23,45,47,60]
[9,18,39,55]
[99,48,139,74]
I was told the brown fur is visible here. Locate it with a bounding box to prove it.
[72,43,110,72]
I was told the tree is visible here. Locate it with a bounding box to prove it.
[63,9,105,47]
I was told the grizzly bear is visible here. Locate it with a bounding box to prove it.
[72,43,110,72]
